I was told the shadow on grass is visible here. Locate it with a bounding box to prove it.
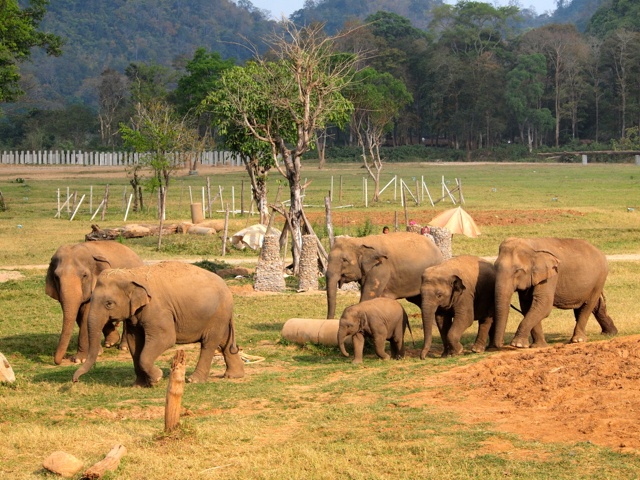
[0,333,59,363]
[32,363,143,387]
[251,322,284,332]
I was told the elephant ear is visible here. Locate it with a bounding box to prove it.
[360,244,387,273]
[531,250,560,286]
[93,254,112,268]
[358,311,369,334]
[450,275,466,305]
[129,280,151,316]
[44,260,59,300]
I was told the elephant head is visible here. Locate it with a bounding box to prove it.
[45,245,111,365]
[419,267,465,359]
[493,238,560,347]
[326,237,387,319]
[337,306,366,357]
[73,270,151,382]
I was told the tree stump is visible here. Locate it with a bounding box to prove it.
[165,350,186,433]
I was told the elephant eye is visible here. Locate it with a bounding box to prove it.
[105,300,115,310]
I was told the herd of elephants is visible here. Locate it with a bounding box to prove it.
[44,231,618,386]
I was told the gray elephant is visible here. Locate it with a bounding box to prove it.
[45,241,144,365]
[326,232,443,319]
[493,237,618,349]
[73,262,244,386]
[337,298,409,364]
[420,255,503,358]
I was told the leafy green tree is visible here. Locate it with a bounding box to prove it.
[125,63,176,105]
[0,0,63,103]
[346,67,412,200]
[506,54,554,151]
[204,20,357,272]
[120,101,199,248]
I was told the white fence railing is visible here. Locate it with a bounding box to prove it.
[0,150,243,167]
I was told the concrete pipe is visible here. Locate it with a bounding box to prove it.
[190,202,204,224]
[281,318,351,346]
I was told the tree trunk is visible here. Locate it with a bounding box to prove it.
[165,350,186,432]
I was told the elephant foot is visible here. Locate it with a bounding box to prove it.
[352,358,363,364]
[70,354,86,364]
[601,327,618,336]
[419,348,429,360]
[471,343,486,353]
[118,343,129,352]
[530,340,550,349]
[570,335,586,344]
[188,373,209,383]
[510,336,530,348]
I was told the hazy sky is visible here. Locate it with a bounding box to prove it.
[249,0,559,19]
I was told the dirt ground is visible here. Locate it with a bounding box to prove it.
[404,336,640,455]
[3,164,638,455]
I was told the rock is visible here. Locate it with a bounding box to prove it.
[215,267,251,278]
[0,352,15,383]
[42,451,83,478]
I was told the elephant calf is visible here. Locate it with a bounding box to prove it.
[73,262,244,386]
[337,298,409,364]
[420,255,498,358]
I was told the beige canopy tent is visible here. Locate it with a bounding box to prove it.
[429,206,481,238]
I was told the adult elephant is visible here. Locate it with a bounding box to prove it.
[493,237,618,349]
[326,232,443,319]
[45,242,144,365]
[73,262,244,386]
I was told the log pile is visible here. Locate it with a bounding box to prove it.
[254,234,285,292]
[85,219,226,241]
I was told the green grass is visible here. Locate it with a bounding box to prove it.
[1,162,640,478]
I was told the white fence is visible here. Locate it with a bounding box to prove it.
[0,150,243,167]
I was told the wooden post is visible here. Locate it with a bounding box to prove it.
[339,175,343,202]
[394,211,398,232]
[124,194,133,221]
[403,189,409,227]
[222,203,230,256]
[100,185,109,222]
[207,177,212,218]
[164,350,186,433]
[69,195,85,221]
[325,195,334,248]
[81,444,127,479]
[241,179,245,215]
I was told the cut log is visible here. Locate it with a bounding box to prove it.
[81,444,127,479]
[187,226,216,235]
[0,352,15,383]
[165,350,187,432]
[43,451,83,478]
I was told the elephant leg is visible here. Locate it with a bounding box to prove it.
[439,313,455,357]
[352,333,365,364]
[445,313,473,357]
[511,290,552,348]
[592,294,618,336]
[389,323,405,360]
[570,298,600,344]
[127,324,148,387]
[529,321,549,348]
[102,320,120,348]
[472,316,493,353]
[118,322,129,352]
[372,331,390,360]
[136,325,173,387]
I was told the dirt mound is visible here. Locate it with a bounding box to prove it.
[409,335,640,454]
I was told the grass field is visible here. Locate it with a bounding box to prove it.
[1,161,640,479]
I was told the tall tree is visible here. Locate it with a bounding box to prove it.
[346,67,412,200]
[205,20,358,272]
[98,68,129,148]
[0,0,63,103]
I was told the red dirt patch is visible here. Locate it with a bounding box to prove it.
[405,335,640,454]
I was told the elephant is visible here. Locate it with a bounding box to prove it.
[493,237,618,349]
[45,241,144,365]
[72,261,244,386]
[337,297,409,364]
[326,232,443,319]
[420,255,502,359]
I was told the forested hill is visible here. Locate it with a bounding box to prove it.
[19,0,599,109]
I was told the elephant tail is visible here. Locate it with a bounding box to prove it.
[227,317,240,355]
[404,312,415,348]
[593,292,618,336]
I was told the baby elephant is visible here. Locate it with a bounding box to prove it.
[337,298,409,364]
[420,255,499,358]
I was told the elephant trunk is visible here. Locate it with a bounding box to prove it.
[326,272,340,319]
[72,310,105,382]
[337,326,350,357]
[493,277,514,348]
[54,281,83,365]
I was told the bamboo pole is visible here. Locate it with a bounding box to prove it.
[123,194,133,221]
[164,350,186,433]
[69,195,86,221]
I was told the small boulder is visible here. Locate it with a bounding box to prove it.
[43,451,83,478]
[0,352,15,383]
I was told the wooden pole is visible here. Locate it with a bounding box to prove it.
[100,185,109,222]
[222,203,230,256]
[403,189,409,227]
[207,177,212,218]
[201,187,205,219]
[69,195,85,221]
[394,211,398,232]
[81,444,127,479]
[124,194,133,221]
[325,194,334,248]
[164,350,186,433]
[241,179,245,215]
[339,175,343,202]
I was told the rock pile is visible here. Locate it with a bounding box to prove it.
[254,234,285,292]
[298,235,318,291]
